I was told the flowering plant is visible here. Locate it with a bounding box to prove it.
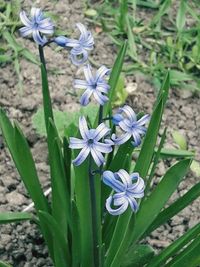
[1,7,200,267]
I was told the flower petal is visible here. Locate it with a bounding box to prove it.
[31,7,42,21]
[112,132,131,145]
[119,105,137,122]
[74,79,88,89]
[102,171,125,192]
[76,23,88,41]
[72,146,90,166]
[79,116,89,140]
[83,64,94,84]
[69,137,87,149]
[127,196,138,212]
[91,148,105,166]
[112,113,124,125]
[70,50,88,65]
[94,141,112,153]
[19,11,32,27]
[32,30,47,45]
[19,26,32,37]
[117,169,132,187]
[106,195,128,216]
[93,91,108,105]
[93,123,110,141]
[132,131,141,147]
[96,65,110,81]
[119,119,132,132]
[137,114,150,126]
[80,89,93,106]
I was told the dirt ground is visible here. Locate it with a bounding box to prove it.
[0,0,200,266]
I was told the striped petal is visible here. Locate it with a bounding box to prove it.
[72,146,90,166]
[137,114,150,126]
[83,64,95,84]
[93,123,110,141]
[132,131,142,147]
[80,89,93,106]
[127,196,139,212]
[119,105,137,122]
[69,137,87,149]
[20,11,32,27]
[103,171,125,192]
[106,195,129,216]
[32,30,47,45]
[74,79,88,89]
[93,91,108,105]
[117,169,132,187]
[91,148,105,166]
[19,26,32,37]
[112,132,131,145]
[96,65,110,81]
[70,50,88,65]
[94,141,112,153]
[79,116,89,140]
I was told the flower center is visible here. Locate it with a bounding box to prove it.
[88,139,94,145]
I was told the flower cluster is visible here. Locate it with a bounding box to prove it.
[19,8,94,65]
[19,7,148,216]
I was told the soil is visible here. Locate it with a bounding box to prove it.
[0,0,200,266]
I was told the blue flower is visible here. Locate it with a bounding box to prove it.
[19,8,54,45]
[74,64,110,106]
[69,116,113,166]
[112,105,150,147]
[102,170,145,215]
[54,23,94,65]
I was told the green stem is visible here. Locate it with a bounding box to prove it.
[88,155,99,267]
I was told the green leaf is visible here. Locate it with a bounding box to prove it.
[0,212,32,224]
[40,63,54,132]
[134,71,170,179]
[73,158,94,267]
[103,41,128,117]
[105,212,135,267]
[151,0,172,25]
[159,148,194,159]
[190,160,200,176]
[144,178,200,237]
[111,74,127,106]
[165,234,200,267]
[47,120,71,232]
[131,159,191,244]
[0,54,12,63]
[0,261,12,267]
[71,200,81,267]
[38,211,70,267]
[20,49,39,65]
[147,223,200,267]
[172,130,187,150]
[176,0,187,31]
[0,109,49,213]
[123,244,154,267]
[126,16,137,60]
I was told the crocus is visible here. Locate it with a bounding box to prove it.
[112,105,150,147]
[74,64,110,106]
[54,23,94,65]
[19,7,54,45]
[69,116,113,166]
[103,170,145,215]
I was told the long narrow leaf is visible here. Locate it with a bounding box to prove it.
[38,211,71,267]
[131,159,191,244]
[144,179,200,236]
[0,212,32,224]
[0,110,49,213]
[147,223,200,267]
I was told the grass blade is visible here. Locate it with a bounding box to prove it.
[131,159,191,244]
[0,212,32,224]
[176,0,187,31]
[147,223,200,267]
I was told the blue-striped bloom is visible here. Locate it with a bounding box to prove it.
[69,116,113,166]
[54,23,94,65]
[112,105,150,147]
[19,8,54,45]
[74,64,110,106]
[103,170,145,215]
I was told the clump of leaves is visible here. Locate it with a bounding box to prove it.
[87,0,200,92]
[0,0,38,90]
